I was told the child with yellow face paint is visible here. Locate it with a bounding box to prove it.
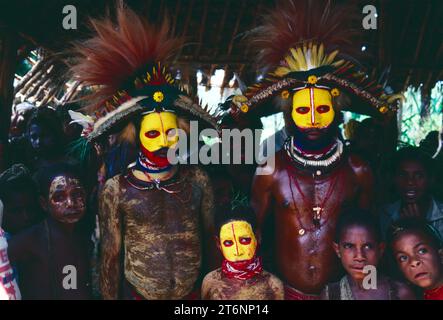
[201,206,284,300]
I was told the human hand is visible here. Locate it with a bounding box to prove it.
[400,203,422,218]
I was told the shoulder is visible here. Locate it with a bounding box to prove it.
[252,152,282,185]
[263,270,282,284]
[13,222,44,242]
[202,268,222,284]
[434,198,443,211]
[320,279,342,300]
[8,222,45,255]
[392,280,417,300]
[382,201,401,218]
[347,152,371,171]
[346,152,373,186]
[183,165,211,185]
[201,269,222,299]
[263,270,284,292]
[102,174,122,194]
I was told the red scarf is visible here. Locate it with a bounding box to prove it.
[221,256,263,280]
[140,144,171,167]
[424,284,443,300]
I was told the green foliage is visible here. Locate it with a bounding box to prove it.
[400,82,443,146]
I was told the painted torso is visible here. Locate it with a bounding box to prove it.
[101,166,209,299]
[253,148,373,294]
[201,268,284,300]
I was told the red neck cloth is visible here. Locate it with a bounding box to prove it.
[424,284,443,300]
[140,144,170,167]
[221,256,263,280]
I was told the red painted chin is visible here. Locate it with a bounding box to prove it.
[140,145,171,167]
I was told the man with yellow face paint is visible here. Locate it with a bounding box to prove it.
[71,6,218,300]
[201,206,284,300]
[291,87,335,130]
[137,111,179,170]
[247,0,378,300]
[252,84,375,299]
[288,86,339,151]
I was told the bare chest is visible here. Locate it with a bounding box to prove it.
[273,162,359,233]
[120,178,202,234]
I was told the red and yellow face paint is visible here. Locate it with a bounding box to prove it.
[139,111,179,153]
[219,220,257,262]
[291,87,335,129]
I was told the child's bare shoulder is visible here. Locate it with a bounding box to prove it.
[263,270,285,299]
[8,221,46,260]
[264,271,283,287]
[202,268,222,285]
[393,280,416,300]
[13,221,45,242]
[201,268,223,299]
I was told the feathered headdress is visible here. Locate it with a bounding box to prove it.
[70,4,218,142]
[229,0,402,120]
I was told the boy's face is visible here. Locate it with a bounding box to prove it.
[333,225,384,282]
[395,160,430,205]
[219,220,257,262]
[45,175,86,224]
[392,232,443,289]
[10,107,28,139]
[28,123,58,155]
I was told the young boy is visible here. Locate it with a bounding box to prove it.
[0,164,44,235]
[8,162,92,299]
[389,218,443,299]
[380,147,443,239]
[322,208,415,300]
[201,206,284,300]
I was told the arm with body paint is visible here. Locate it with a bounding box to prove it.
[193,166,219,272]
[251,159,275,240]
[98,177,123,299]
[200,272,212,300]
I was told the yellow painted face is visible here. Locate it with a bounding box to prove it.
[220,220,257,262]
[291,87,335,129]
[139,111,179,152]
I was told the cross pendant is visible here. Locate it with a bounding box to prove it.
[313,206,322,224]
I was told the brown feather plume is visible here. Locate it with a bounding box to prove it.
[251,0,361,71]
[71,4,183,112]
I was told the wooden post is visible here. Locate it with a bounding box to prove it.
[0,26,19,171]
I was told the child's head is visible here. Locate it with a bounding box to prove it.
[34,162,87,224]
[26,107,65,158]
[215,205,257,263]
[333,208,384,282]
[393,147,433,205]
[388,218,443,290]
[0,164,43,234]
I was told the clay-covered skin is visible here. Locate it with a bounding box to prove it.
[201,268,284,300]
[99,165,214,299]
[251,150,374,294]
[47,176,86,224]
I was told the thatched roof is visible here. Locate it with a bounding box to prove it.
[0,0,442,97]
